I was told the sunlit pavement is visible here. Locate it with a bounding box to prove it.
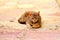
[0,0,60,40]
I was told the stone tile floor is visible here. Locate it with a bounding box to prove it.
[0,0,60,40]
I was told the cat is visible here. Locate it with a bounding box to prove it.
[18,11,41,29]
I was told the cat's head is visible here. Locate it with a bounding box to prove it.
[29,11,40,23]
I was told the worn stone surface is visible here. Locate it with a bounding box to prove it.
[0,0,60,40]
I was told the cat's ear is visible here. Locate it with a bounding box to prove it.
[37,11,40,16]
[29,12,32,16]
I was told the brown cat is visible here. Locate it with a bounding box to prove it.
[18,11,41,29]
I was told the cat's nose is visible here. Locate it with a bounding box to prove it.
[32,20,35,22]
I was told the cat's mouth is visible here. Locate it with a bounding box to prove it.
[31,20,38,24]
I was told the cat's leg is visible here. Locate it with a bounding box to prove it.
[26,22,32,30]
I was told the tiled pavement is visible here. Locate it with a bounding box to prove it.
[0,28,60,40]
[0,0,60,40]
